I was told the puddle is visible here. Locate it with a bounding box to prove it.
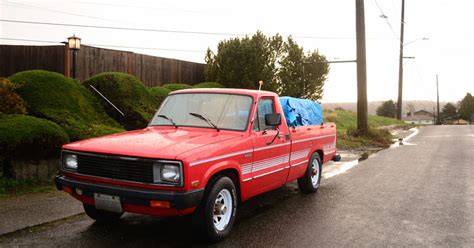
[322,159,359,179]
[390,127,419,148]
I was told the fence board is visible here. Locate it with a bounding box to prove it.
[0,44,205,86]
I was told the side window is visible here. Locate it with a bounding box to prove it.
[252,98,276,132]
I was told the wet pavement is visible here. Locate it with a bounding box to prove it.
[1,125,473,247]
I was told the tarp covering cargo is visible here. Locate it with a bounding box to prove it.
[280,96,323,127]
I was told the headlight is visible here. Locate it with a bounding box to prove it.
[161,164,181,183]
[64,154,78,170]
[152,162,182,185]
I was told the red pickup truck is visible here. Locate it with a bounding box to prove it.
[55,88,337,242]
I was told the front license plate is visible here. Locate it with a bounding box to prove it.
[94,193,122,213]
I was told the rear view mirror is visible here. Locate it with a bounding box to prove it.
[265,113,281,126]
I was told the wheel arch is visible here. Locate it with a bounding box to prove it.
[202,166,242,202]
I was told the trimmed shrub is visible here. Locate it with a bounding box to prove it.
[193,82,224,88]
[0,114,69,159]
[0,78,27,114]
[83,72,156,130]
[148,86,171,107]
[9,70,123,140]
[162,83,192,92]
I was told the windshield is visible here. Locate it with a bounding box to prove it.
[149,93,253,131]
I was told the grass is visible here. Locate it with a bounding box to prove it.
[0,177,55,198]
[324,109,405,150]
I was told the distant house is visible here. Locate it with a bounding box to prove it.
[403,109,434,125]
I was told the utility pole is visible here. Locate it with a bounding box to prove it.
[355,0,368,132]
[436,74,440,125]
[396,0,405,120]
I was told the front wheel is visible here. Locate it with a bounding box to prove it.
[193,176,237,243]
[297,152,322,194]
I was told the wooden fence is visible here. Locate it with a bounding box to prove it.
[0,44,205,86]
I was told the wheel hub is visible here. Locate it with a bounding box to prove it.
[214,203,227,215]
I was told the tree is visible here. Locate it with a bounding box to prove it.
[459,93,474,123]
[376,100,397,118]
[277,37,329,100]
[441,102,457,120]
[205,31,282,92]
[205,32,329,101]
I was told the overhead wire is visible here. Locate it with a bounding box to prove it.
[374,0,401,42]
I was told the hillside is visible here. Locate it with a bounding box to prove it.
[323,101,443,116]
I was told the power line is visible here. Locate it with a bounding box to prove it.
[0,18,377,40]
[0,37,206,53]
[374,0,400,41]
[71,1,205,14]
[2,2,124,25]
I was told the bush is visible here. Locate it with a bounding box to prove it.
[162,83,192,92]
[0,78,27,114]
[9,70,123,141]
[0,114,69,160]
[83,72,156,130]
[192,82,224,88]
[148,86,171,107]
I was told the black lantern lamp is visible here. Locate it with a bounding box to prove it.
[67,35,81,78]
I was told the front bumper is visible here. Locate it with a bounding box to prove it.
[55,175,204,210]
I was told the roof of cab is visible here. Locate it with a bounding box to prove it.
[169,88,278,98]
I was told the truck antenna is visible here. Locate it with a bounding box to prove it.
[251,80,264,124]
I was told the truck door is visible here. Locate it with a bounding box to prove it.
[250,97,291,195]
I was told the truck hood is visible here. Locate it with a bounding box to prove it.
[63,127,242,160]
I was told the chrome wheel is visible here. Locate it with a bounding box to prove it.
[310,159,320,187]
[213,189,232,231]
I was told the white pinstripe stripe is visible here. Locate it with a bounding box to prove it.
[291,160,308,167]
[292,134,336,144]
[240,148,311,175]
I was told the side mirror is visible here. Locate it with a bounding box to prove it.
[265,113,281,126]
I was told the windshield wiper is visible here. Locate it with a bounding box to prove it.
[156,115,178,128]
[189,112,220,131]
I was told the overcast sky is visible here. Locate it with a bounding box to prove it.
[1,0,473,104]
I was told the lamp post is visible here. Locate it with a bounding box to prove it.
[67,35,81,79]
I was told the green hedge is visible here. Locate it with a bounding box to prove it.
[9,70,123,140]
[162,83,192,92]
[148,86,171,107]
[0,114,69,159]
[192,82,224,88]
[83,72,156,130]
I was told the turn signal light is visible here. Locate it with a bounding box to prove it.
[63,186,72,194]
[150,200,171,208]
[191,180,200,188]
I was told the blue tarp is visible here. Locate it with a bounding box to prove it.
[280,96,323,127]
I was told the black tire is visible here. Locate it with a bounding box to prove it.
[83,203,123,223]
[192,176,237,243]
[297,152,322,194]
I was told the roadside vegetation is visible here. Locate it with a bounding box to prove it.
[324,109,406,149]
[0,177,55,198]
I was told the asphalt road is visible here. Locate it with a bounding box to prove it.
[1,125,473,247]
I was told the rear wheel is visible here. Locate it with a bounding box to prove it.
[193,176,237,243]
[297,152,322,193]
[83,203,123,223]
